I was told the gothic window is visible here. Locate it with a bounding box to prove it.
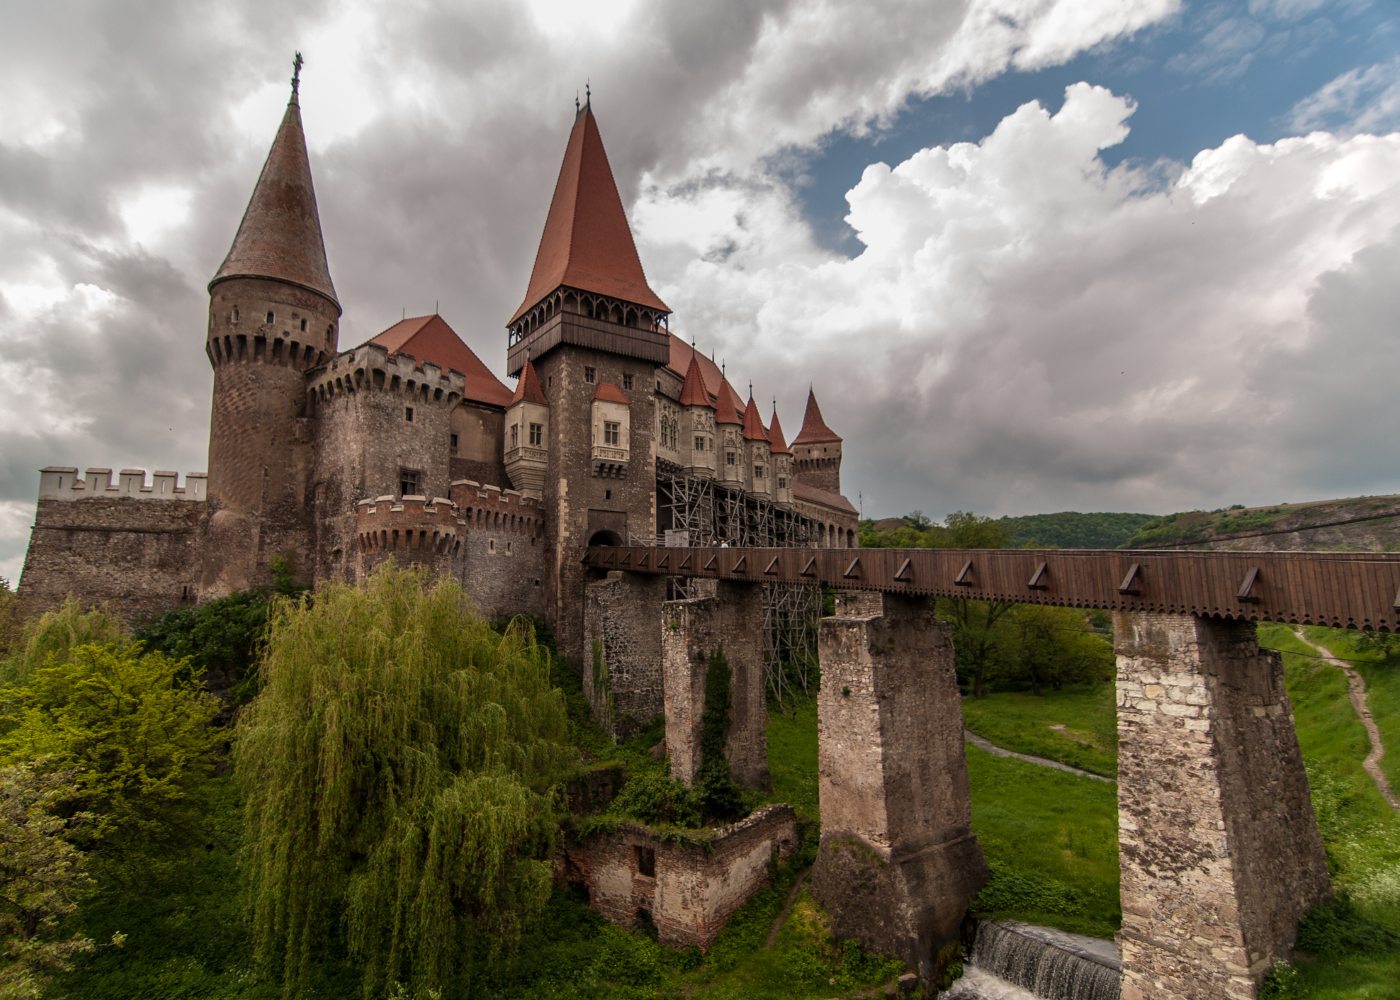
[511,424,519,448]
[622,374,634,390]
[604,421,621,446]
[399,468,421,496]
[529,422,543,446]
[778,477,787,490]
[584,366,596,383]
[695,436,705,452]
[754,465,764,480]
[726,451,736,466]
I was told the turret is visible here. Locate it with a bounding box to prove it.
[768,405,793,505]
[791,388,842,494]
[202,54,340,596]
[679,354,715,478]
[505,358,550,499]
[714,380,745,488]
[742,396,771,499]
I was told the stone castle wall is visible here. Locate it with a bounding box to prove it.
[560,804,798,949]
[583,571,666,736]
[18,468,206,623]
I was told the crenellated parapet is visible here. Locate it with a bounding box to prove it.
[39,467,208,502]
[355,494,466,559]
[448,480,544,536]
[309,343,466,409]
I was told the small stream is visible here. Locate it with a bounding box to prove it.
[941,920,1120,1000]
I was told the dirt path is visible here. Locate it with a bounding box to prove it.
[1294,629,1400,812]
[963,730,1114,784]
[765,869,810,947]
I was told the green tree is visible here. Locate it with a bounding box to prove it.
[0,599,126,690]
[0,763,95,1000]
[0,643,222,858]
[237,565,574,999]
[136,590,272,706]
[997,605,1114,695]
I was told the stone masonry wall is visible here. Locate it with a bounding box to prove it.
[812,593,987,985]
[1114,613,1330,1000]
[583,571,666,736]
[661,581,769,789]
[560,804,798,949]
[19,490,203,623]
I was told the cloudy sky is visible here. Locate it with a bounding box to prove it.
[2,0,1399,581]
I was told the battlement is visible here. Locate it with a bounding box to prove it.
[39,467,208,502]
[309,343,466,407]
[448,480,544,535]
[355,495,466,557]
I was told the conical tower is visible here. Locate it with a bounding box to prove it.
[791,388,842,493]
[507,96,669,660]
[202,55,340,597]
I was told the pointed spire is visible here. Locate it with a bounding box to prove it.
[742,396,768,442]
[211,58,339,311]
[509,104,668,325]
[792,388,841,445]
[679,354,710,408]
[511,357,549,406]
[715,379,743,425]
[768,404,791,454]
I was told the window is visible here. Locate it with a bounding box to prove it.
[726,451,736,466]
[450,432,459,449]
[405,406,414,422]
[584,366,596,383]
[694,435,705,452]
[635,845,656,878]
[511,424,519,448]
[399,468,421,496]
[622,374,633,390]
[232,306,239,322]
[604,421,620,446]
[299,318,307,332]
[265,311,274,324]
[529,422,543,446]
[778,477,787,489]
[754,465,764,479]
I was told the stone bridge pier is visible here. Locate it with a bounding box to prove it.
[812,592,988,983]
[1114,612,1330,1000]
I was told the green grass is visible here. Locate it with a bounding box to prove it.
[961,685,1118,776]
[966,745,1121,938]
[1257,623,1400,998]
[767,697,820,819]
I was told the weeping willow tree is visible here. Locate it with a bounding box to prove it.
[236,565,574,999]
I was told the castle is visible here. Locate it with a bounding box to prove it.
[16,68,859,660]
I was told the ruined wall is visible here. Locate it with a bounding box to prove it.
[583,571,665,736]
[560,804,798,949]
[18,468,206,623]
[1114,613,1331,1000]
[661,581,769,789]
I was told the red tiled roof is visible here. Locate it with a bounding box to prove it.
[366,314,513,408]
[792,480,858,515]
[593,382,630,404]
[741,397,768,442]
[509,105,669,325]
[792,388,841,445]
[768,406,791,454]
[511,358,548,406]
[211,93,339,309]
[714,380,744,425]
[678,354,711,408]
[666,336,725,400]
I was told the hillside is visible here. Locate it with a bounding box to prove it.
[1124,495,1400,551]
[864,512,1155,550]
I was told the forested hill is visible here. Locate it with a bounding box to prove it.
[1123,494,1400,551]
[862,511,1155,549]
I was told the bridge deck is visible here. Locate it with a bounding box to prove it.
[583,546,1400,631]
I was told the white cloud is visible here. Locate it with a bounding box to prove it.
[636,84,1400,517]
[1289,58,1400,135]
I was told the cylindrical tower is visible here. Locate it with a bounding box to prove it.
[201,60,341,597]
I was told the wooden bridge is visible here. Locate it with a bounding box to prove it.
[585,544,1400,631]
[580,543,1384,998]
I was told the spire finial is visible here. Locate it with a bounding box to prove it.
[748,380,753,399]
[721,359,726,377]
[585,79,591,106]
[291,51,304,100]
[575,90,580,113]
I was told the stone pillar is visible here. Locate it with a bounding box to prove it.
[1114,613,1330,1000]
[812,593,987,985]
[661,580,768,790]
[582,571,666,738]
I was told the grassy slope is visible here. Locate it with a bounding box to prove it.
[961,684,1117,777]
